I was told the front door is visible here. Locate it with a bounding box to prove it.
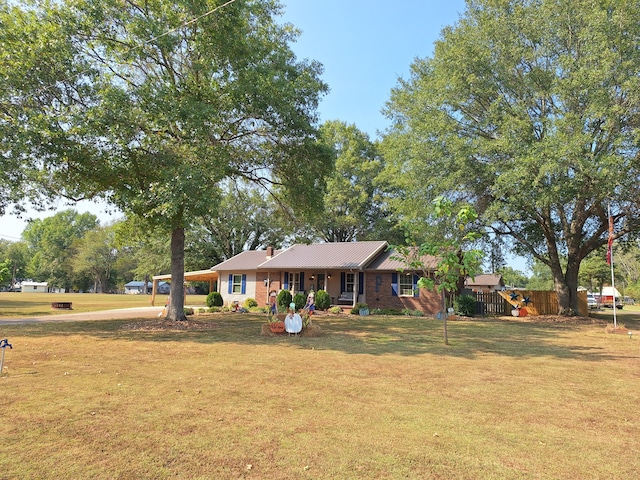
[317,273,325,291]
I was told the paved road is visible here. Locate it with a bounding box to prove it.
[0,307,165,325]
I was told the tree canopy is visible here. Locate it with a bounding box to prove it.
[382,0,640,314]
[22,210,98,290]
[311,121,400,243]
[1,0,333,319]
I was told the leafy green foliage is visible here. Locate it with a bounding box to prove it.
[0,259,10,285]
[382,0,640,314]
[350,302,368,315]
[454,295,476,317]
[22,210,98,290]
[310,121,401,243]
[394,197,483,344]
[206,292,223,308]
[243,298,258,309]
[0,240,28,288]
[186,182,288,270]
[315,290,330,310]
[71,224,119,293]
[497,266,529,289]
[1,0,331,321]
[293,293,306,311]
[277,290,292,311]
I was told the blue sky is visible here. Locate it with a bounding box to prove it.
[281,0,466,138]
[1,0,468,242]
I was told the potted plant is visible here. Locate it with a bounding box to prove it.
[356,303,369,316]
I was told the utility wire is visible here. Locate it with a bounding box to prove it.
[136,0,237,48]
[37,0,238,93]
[0,233,22,241]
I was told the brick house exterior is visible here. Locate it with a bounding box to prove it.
[203,241,442,314]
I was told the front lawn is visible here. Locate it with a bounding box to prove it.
[0,313,638,479]
[0,292,208,317]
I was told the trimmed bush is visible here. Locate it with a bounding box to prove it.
[183,307,194,316]
[454,294,476,317]
[206,292,223,307]
[293,293,306,311]
[328,306,341,314]
[315,290,330,310]
[277,290,292,311]
[244,298,258,309]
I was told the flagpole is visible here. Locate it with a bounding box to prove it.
[610,246,617,329]
[608,203,617,329]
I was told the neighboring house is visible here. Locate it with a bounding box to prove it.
[196,241,442,314]
[464,274,505,293]
[125,281,170,295]
[21,281,49,293]
[124,281,150,294]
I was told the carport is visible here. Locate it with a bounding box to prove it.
[151,269,219,306]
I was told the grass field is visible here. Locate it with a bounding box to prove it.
[0,306,639,479]
[0,292,208,317]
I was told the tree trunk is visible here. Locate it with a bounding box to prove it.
[166,226,187,321]
[553,258,581,316]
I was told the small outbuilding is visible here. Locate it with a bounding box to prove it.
[20,281,49,293]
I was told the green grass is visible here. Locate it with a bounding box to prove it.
[0,292,208,317]
[1,311,639,479]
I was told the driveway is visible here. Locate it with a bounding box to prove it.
[0,306,165,325]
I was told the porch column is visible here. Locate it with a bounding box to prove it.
[353,271,358,308]
[151,278,158,306]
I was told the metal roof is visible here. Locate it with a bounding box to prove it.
[212,249,282,271]
[366,248,439,271]
[258,241,388,270]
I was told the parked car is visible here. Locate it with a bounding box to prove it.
[587,294,598,309]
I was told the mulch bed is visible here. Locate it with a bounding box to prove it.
[122,319,220,331]
[496,314,606,325]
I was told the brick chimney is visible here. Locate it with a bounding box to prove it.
[266,246,274,259]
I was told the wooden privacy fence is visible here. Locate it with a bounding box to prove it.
[470,290,587,316]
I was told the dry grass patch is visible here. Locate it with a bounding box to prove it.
[0,292,207,317]
[0,313,639,479]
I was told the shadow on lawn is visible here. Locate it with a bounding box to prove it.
[2,312,633,362]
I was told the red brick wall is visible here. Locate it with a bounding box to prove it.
[255,276,281,307]
[364,272,441,314]
[248,270,441,314]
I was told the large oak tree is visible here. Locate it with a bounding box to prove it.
[382,0,640,314]
[1,0,332,320]
[313,121,396,243]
